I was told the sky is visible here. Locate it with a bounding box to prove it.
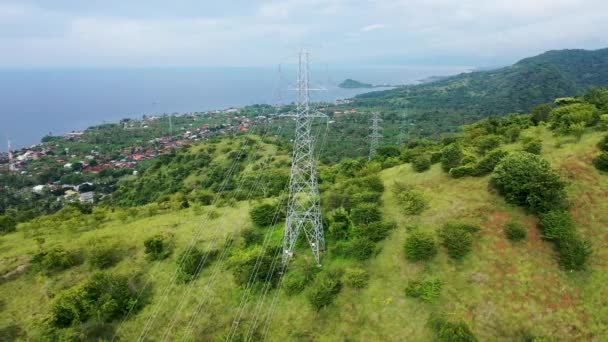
[0,0,607,68]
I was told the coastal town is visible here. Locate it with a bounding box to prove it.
[0,101,358,206]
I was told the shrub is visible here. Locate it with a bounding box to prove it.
[348,238,377,261]
[32,247,79,274]
[473,134,502,155]
[249,202,283,227]
[283,268,314,296]
[523,139,542,155]
[88,244,121,269]
[550,103,600,131]
[405,277,442,302]
[331,238,376,261]
[393,183,429,215]
[50,272,139,327]
[0,215,17,234]
[438,223,476,260]
[230,247,282,288]
[473,150,508,176]
[593,152,608,171]
[177,247,217,283]
[539,211,575,242]
[143,234,171,260]
[441,144,463,172]
[306,270,342,311]
[328,208,352,240]
[404,231,438,262]
[557,237,592,271]
[449,164,477,178]
[428,315,478,342]
[531,103,552,125]
[342,267,369,289]
[504,221,527,241]
[350,203,382,225]
[353,220,396,242]
[599,135,608,152]
[492,152,567,213]
[412,154,432,172]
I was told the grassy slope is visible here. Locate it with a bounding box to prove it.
[268,127,608,341]
[1,127,607,341]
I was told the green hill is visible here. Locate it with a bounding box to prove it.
[355,48,608,137]
[1,89,608,340]
[339,79,374,88]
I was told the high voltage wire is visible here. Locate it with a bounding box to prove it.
[161,122,285,341]
[137,104,283,341]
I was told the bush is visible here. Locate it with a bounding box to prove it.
[428,315,478,342]
[449,164,477,178]
[440,144,463,172]
[32,247,79,274]
[230,246,282,288]
[504,221,527,241]
[557,237,592,271]
[598,135,608,152]
[412,154,432,172]
[331,238,376,261]
[342,267,369,289]
[523,139,542,155]
[393,182,428,215]
[88,244,121,269]
[473,149,508,176]
[350,203,382,225]
[539,211,575,242]
[353,220,396,242]
[143,234,171,260]
[593,152,608,171]
[0,215,17,234]
[473,134,502,155]
[249,202,283,227]
[50,272,139,327]
[404,231,438,262]
[177,247,218,283]
[405,277,442,302]
[283,267,315,296]
[438,223,476,260]
[492,152,567,213]
[306,270,342,311]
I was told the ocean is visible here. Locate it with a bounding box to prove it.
[0,65,470,148]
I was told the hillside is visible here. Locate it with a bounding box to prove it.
[354,48,608,138]
[1,91,608,340]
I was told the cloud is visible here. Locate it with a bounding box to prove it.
[360,24,385,32]
[0,0,607,67]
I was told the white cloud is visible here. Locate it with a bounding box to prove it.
[0,0,607,67]
[360,24,385,32]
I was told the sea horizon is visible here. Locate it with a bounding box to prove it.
[0,65,472,149]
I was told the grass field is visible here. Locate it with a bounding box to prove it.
[1,126,607,341]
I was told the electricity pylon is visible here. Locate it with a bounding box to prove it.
[283,49,326,266]
[369,111,382,160]
[7,138,15,172]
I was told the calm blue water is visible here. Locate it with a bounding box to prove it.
[0,65,470,148]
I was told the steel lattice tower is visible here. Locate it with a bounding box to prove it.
[369,111,383,160]
[7,139,15,173]
[283,49,326,266]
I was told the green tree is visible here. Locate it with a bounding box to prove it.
[404,231,438,262]
[492,152,567,213]
[531,103,553,125]
[0,215,17,234]
[440,144,463,172]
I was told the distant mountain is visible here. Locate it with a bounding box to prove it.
[354,48,608,136]
[339,79,374,88]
